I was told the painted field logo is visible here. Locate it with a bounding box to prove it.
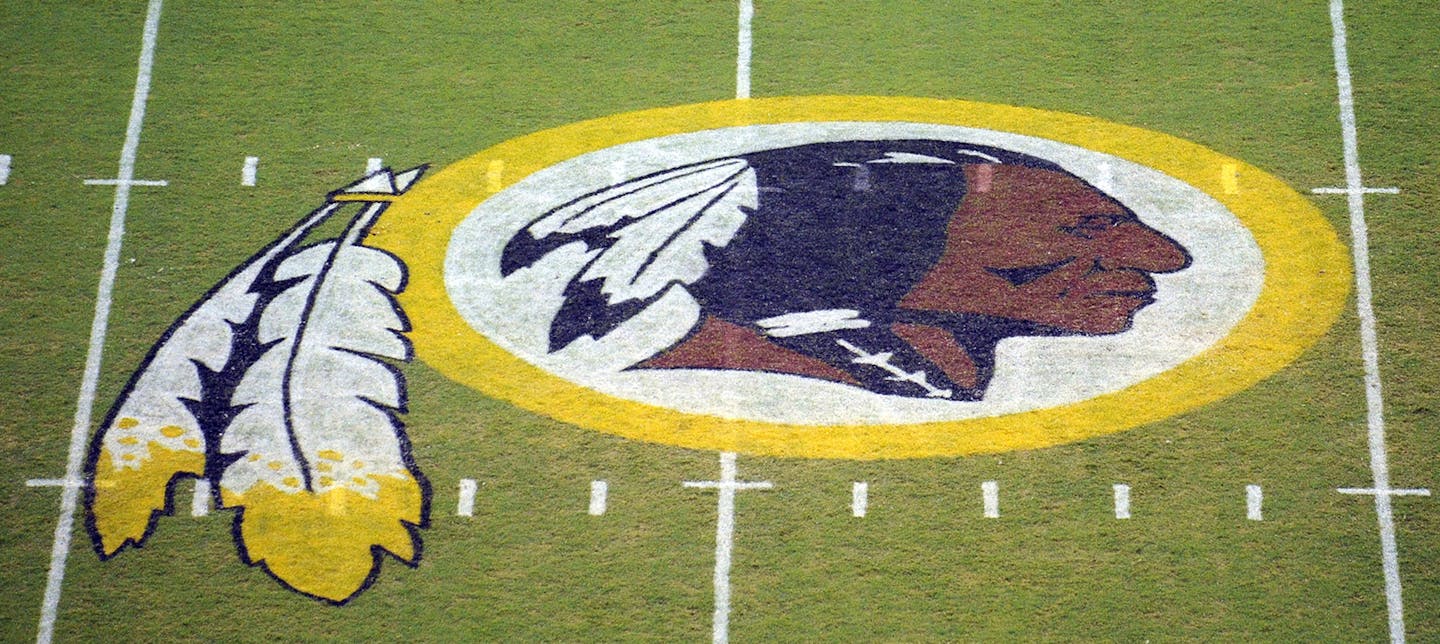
[380,96,1351,459]
[82,96,1351,605]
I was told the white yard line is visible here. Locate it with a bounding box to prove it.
[456,479,477,517]
[981,481,999,518]
[241,156,259,186]
[852,482,868,518]
[1113,484,1131,520]
[588,480,608,516]
[0,154,11,185]
[684,453,773,644]
[1326,2,1416,642]
[1246,485,1263,521]
[37,2,165,643]
[735,0,753,99]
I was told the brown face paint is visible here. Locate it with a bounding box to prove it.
[900,165,1190,334]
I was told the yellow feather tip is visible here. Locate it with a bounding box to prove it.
[222,474,424,602]
[91,443,206,555]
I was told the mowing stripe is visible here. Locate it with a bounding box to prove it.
[456,479,477,517]
[589,480,608,516]
[852,482,868,518]
[1327,2,1414,641]
[684,453,773,644]
[1246,485,1263,521]
[37,2,164,643]
[1113,484,1131,520]
[981,481,999,518]
[190,479,211,517]
[0,154,10,185]
[735,0,753,98]
[241,156,258,186]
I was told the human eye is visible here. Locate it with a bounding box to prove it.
[1059,213,1132,238]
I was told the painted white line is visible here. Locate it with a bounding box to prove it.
[683,452,772,644]
[1113,484,1131,520]
[735,0,753,99]
[190,479,210,517]
[852,482,868,518]
[456,479,477,517]
[1338,487,1432,497]
[1328,2,1413,641]
[609,159,627,185]
[25,479,83,488]
[241,156,258,186]
[1312,186,1401,195]
[39,2,164,643]
[365,157,383,174]
[1246,484,1263,521]
[981,480,999,518]
[589,480,608,516]
[83,178,167,187]
[0,154,11,185]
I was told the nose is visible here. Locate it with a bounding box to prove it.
[1097,222,1191,273]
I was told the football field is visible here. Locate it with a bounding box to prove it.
[1,1,1437,641]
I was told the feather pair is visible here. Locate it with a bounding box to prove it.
[84,166,429,604]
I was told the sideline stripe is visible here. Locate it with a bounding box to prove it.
[456,479,477,517]
[1246,485,1263,521]
[735,0,753,99]
[589,480,608,516]
[37,2,164,643]
[1328,2,1413,641]
[241,156,258,186]
[981,481,999,518]
[1113,484,1131,519]
[852,482,868,518]
[0,154,10,185]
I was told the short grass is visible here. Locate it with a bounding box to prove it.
[1,1,1436,641]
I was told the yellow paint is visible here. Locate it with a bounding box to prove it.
[117,417,140,429]
[248,453,262,462]
[282,476,300,488]
[118,436,139,446]
[371,96,1352,459]
[92,442,205,555]
[352,460,365,469]
[319,476,335,487]
[486,160,504,193]
[317,449,344,461]
[1222,163,1239,194]
[330,193,397,203]
[160,425,186,438]
[219,474,423,602]
[184,438,201,449]
[268,461,284,471]
[316,462,333,473]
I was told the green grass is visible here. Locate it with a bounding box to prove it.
[1,1,1437,641]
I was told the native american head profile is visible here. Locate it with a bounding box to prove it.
[500,140,1192,401]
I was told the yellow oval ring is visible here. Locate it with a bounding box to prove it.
[371,96,1350,459]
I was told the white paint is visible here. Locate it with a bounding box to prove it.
[1338,488,1431,497]
[39,3,163,643]
[1246,484,1263,521]
[683,452,772,644]
[589,480,608,516]
[1113,484,1131,519]
[1094,160,1114,193]
[1328,2,1412,641]
[83,178,167,187]
[456,478,477,517]
[735,0,753,99]
[366,157,383,174]
[835,338,952,399]
[0,154,11,185]
[241,156,258,186]
[756,309,870,337]
[448,122,1263,425]
[852,482,868,517]
[190,479,211,517]
[25,479,83,488]
[982,480,999,518]
[1312,186,1400,195]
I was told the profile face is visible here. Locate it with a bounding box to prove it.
[901,164,1192,335]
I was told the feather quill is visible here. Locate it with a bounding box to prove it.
[217,192,426,604]
[85,200,345,557]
